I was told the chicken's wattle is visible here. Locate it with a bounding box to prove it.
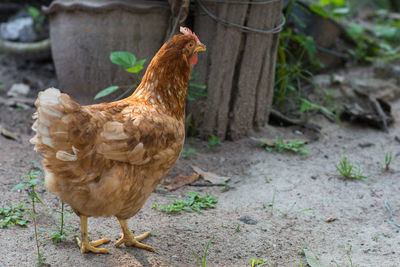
[190,53,198,65]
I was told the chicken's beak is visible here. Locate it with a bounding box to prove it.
[195,43,206,52]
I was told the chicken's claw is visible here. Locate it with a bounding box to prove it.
[77,215,110,254]
[115,219,155,252]
[76,237,111,254]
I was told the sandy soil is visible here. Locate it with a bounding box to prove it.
[0,56,400,267]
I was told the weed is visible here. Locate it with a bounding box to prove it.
[0,203,28,228]
[188,72,207,101]
[309,0,350,19]
[274,0,325,110]
[94,51,146,100]
[12,171,47,266]
[261,137,309,154]
[335,155,367,179]
[250,257,275,266]
[191,236,214,267]
[181,148,196,159]
[219,181,233,192]
[300,98,335,118]
[50,202,73,244]
[28,6,45,33]
[378,143,393,172]
[272,202,313,217]
[95,52,206,102]
[264,190,313,216]
[235,222,241,233]
[384,151,393,171]
[153,192,217,214]
[208,135,221,150]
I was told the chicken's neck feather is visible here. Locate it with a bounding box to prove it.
[130,50,192,120]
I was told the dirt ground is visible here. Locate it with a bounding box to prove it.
[1,55,400,267]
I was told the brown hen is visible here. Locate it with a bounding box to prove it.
[30,27,206,254]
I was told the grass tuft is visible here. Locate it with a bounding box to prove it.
[153,192,217,214]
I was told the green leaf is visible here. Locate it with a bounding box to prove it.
[346,23,364,38]
[29,179,38,186]
[189,82,207,89]
[309,5,329,18]
[374,25,399,40]
[136,59,146,66]
[190,72,200,80]
[291,13,307,28]
[28,6,40,20]
[125,65,143,73]
[333,7,349,15]
[110,51,136,67]
[331,0,345,6]
[12,182,27,191]
[94,86,120,99]
[318,0,331,6]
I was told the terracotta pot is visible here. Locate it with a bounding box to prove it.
[44,0,170,104]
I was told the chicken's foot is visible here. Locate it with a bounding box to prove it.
[76,215,110,254]
[114,218,155,252]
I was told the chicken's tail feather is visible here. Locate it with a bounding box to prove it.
[30,88,80,154]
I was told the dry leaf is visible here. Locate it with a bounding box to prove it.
[325,217,337,223]
[191,166,230,184]
[161,173,200,191]
[1,128,18,140]
[251,137,275,146]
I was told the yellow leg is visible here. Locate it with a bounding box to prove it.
[114,218,155,252]
[76,215,110,254]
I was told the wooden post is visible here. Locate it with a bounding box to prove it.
[190,0,283,140]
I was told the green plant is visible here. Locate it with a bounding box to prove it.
[380,144,393,171]
[300,98,335,117]
[219,181,233,192]
[343,12,400,63]
[250,257,275,266]
[208,135,221,150]
[152,192,217,214]
[384,151,393,171]
[335,155,367,179]
[181,148,196,159]
[274,0,326,110]
[264,190,313,216]
[50,202,73,244]
[94,51,146,100]
[12,171,47,266]
[261,137,309,154]
[28,6,46,33]
[191,236,214,267]
[235,222,241,232]
[188,72,207,101]
[95,52,207,102]
[309,0,350,19]
[0,203,28,228]
[267,201,314,217]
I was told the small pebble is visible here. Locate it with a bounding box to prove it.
[239,216,258,225]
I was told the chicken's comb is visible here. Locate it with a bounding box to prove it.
[180,27,201,44]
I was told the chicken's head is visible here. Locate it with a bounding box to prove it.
[179,27,206,66]
[157,27,206,69]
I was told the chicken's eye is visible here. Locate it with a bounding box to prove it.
[188,43,194,48]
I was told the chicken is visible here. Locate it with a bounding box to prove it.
[30,27,206,254]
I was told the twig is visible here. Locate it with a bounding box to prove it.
[269,109,321,132]
[385,201,400,228]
